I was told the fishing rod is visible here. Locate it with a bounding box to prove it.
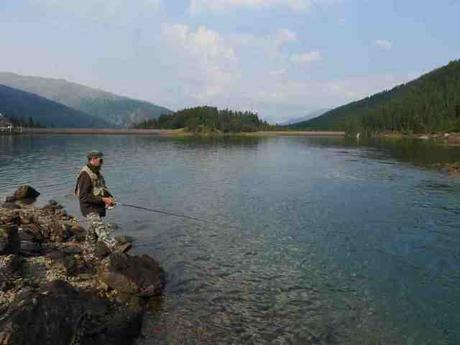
[114,202,245,231]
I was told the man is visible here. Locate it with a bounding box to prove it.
[75,150,130,253]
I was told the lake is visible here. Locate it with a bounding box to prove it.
[1,134,459,344]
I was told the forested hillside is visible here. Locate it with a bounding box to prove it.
[291,60,460,133]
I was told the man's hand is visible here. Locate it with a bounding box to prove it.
[102,197,115,207]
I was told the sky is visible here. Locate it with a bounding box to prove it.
[0,0,459,123]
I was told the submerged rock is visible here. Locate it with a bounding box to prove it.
[433,162,460,175]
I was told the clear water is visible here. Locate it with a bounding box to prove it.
[1,135,459,344]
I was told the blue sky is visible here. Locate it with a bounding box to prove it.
[0,0,459,122]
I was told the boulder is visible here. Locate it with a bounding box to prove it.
[19,240,42,256]
[12,185,40,201]
[115,235,133,245]
[98,253,165,297]
[0,225,19,255]
[17,225,43,242]
[94,242,111,259]
[0,280,144,345]
[0,255,23,291]
[0,202,20,210]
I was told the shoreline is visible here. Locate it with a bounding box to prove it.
[19,127,346,137]
[376,131,460,145]
[0,186,165,344]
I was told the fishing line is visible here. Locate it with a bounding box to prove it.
[115,202,245,231]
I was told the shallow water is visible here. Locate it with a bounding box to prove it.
[1,135,459,344]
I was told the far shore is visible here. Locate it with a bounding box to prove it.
[20,127,346,137]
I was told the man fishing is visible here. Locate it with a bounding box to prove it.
[75,150,131,254]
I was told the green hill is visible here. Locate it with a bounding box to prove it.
[290,60,460,133]
[0,84,110,128]
[134,106,272,133]
[0,72,172,128]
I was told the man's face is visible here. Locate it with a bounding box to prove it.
[89,156,103,167]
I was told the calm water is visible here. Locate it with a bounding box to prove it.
[1,135,459,344]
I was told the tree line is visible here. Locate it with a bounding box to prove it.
[3,115,44,128]
[133,106,273,133]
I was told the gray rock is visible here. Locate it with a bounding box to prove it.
[13,185,40,200]
[94,241,111,259]
[19,240,42,256]
[0,280,144,345]
[0,225,19,255]
[98,253,165,298]
[1,202,20,210]
[115,235,133,244]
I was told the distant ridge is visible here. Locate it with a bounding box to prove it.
[290,60,460,133]
[279,109,330,126]
[0,72,173,128]
[0,84,110,128]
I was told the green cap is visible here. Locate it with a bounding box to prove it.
[87,150,104,159]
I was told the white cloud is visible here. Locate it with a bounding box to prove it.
[29,0,161,22]
[189,0,311,14]
[289,51,321,64]
[189,0,344,14]
[269,68,286,76]
[275,29,298,47]
[160,24,239,100]
[375,39,393,50]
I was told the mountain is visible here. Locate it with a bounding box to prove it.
[279,109,330,126]
[0,72,173,128]
[0,84,110,128]
[290,60,460,133]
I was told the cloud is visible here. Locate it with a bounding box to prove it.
[269,68,286,76]
[189,0,344,14]
[189,0,311,14]
[29,0,161,22]
[289,51,321,64]
[374,39,393,50]
[160,24,239,100]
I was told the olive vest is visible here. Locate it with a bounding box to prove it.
[75,165,108,197]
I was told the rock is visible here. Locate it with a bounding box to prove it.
[62,255,78,275]
[94,242,111,259]
[0,225,19,255]
[19,240,42,256]
[98,253,165,298]
[60,243,83,255]
[4,196,16,203]
[115,235,133,244]
[0,202,19,210]
[48,200,58,206]
[0,280,144,345]
[13,185,40,201]
[108,223,119,230]
[0,255,23,291]
[48,222,72,243]
[18,225,43,242]
[69,225,86,242]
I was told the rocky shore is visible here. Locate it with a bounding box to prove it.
[433,162,460,175]
[0,186,165,345]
